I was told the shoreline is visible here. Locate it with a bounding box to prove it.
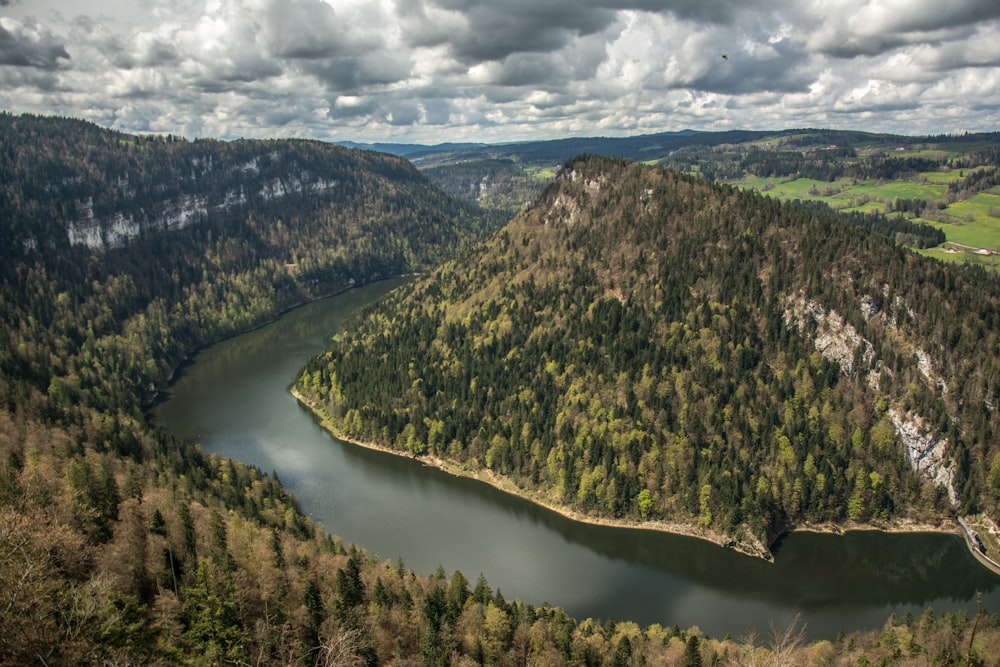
[291,388,965,563]
[143,274,415,415]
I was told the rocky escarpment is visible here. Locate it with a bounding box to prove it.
[66,166,340,250]
[783,288,959,507]
[1,114,422,256]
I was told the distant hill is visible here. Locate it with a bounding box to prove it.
[334,139,488,157]
[298,155,1000,554]
[409,129,796,167]
[420,158,551,217]
[415,128,1000,266]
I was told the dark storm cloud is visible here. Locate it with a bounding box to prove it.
[0,18,69,68]
[0,61,61,90]
[486,52,573,87]
[302,49,411,91]
[402,0,617,62]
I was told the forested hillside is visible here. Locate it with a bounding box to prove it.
[0,112,508,664]
[422,159,549,217]
[4,114,1000,665]
[298,155,1000,554]
[0,112,503,418]
[414,128,981,258]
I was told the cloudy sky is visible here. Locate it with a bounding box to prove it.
[2,0,999,143]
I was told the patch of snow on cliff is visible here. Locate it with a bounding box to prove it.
[890,408,959,507]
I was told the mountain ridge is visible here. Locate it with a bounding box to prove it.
[2,113,999,663]
[297,155,1000,554]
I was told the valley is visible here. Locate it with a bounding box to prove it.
[297,155,1000,563]
[153,281,1000,641]
[2,113,1000,665]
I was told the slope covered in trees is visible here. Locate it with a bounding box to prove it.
[0,112,507,664]
[4,113,1000,665]
[422,158,547,217]
[298,155,1000,554]
[0,112,501,419]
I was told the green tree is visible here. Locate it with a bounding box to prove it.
[682,634,703,667]
[637,489,653,519]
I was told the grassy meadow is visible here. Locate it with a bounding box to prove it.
[738,170,1000,270]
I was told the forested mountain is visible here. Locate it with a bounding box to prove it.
[298,155,1000,555]
[413,128,987,258]
[422,158,549,218]
[409,129,799,167]
[0,112,515,664]
[3,113,1000,665]
[335,140,488,158]
[0,112,504,418]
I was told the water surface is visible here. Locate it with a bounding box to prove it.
[152,279,1000,640]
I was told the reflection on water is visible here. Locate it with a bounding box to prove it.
[153,279,1000,641]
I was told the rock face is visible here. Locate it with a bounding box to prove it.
[784,290,960,503]
[1,115,401,257]
[66,169,340,251]
[783,292,874,376]
[891,408,959,507]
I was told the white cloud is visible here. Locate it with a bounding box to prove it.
[0,0,997,142]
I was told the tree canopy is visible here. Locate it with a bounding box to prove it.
[298,155,1000,551]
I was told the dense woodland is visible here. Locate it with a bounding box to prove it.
[416,131,955,253]
[422,159,546,217]
[298,156,1000,553]
[418,129,789,166]
[0,112,502,419]
[655,131,1000,184]
[790,200,946,249]
[3,114,1000,665]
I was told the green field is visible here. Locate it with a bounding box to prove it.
[738,170,1000,269]
[525,165,558,180]
[740,175,950,211]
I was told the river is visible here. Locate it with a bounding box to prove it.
[152,278,1000,641]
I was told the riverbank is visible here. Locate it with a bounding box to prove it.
[290,389,764,556]
[293,388,969,564]
[959,516,1000,577]
[144,274,415,414]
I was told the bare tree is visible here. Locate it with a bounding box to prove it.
[729,615,806,667]
[317,626,366,667]
[768,614,806,667]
